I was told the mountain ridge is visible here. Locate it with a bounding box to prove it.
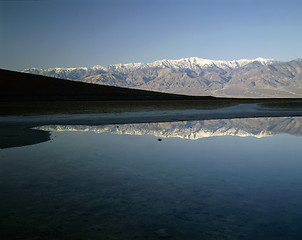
[22,57,302,98]
[23,57,275,74]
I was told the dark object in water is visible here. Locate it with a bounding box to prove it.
[158,138,162,141]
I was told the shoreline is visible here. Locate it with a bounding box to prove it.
[1,103,302,126]
[1,104,302,149]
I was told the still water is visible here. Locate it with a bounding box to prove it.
[1,117,302,240]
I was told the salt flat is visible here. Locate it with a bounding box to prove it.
[1,104,302,126]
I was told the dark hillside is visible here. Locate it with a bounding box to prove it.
[0,69,215,101]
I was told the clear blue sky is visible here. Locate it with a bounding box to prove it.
[1,0,302,71]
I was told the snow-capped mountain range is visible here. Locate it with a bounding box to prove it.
[37,117,302,140]
[23,57,275,74]
[23,57,302,97]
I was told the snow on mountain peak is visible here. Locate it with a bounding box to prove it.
[145,57,275,71]
[22,57,275,75]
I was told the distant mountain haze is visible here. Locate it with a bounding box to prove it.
[23,57,302,98]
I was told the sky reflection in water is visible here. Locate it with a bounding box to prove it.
[1,117,302,239]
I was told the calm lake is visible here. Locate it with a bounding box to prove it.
[1,117,302,240]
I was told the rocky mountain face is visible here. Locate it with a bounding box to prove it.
[37,117,302,140]
[23,57,302,97]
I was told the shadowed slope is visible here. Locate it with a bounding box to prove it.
[0,69,215,101]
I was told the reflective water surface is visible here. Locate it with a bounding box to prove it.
[1,117,302,239]
[37,116,302,139]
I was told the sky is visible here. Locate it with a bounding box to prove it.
[1,0,302,71]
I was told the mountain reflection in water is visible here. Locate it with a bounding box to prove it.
[37,117,302,139]
[3,116,302,240]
